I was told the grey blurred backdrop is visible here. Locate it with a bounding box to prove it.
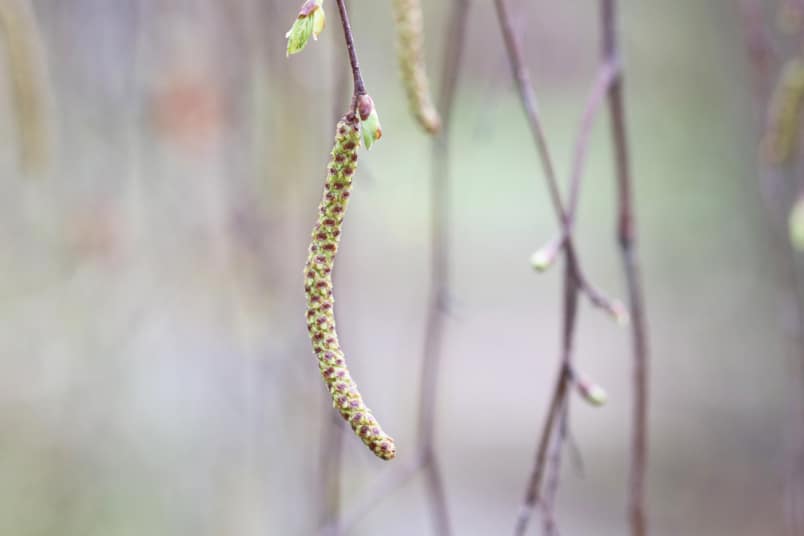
[0,1,792,535]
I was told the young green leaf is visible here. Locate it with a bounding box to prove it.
[286,0,326,56]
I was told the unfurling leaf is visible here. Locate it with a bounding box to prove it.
[286,0,326,56]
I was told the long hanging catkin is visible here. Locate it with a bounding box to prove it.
[392,0,441,134]
[304,112,396,460]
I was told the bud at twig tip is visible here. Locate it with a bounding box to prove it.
[285,0,326,56]
[357,95,382,150]
[576,378,608,407]
[529,236,562,273]
[611,300,630,327]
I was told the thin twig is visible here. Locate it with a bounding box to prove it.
[600,1,650,535]
[491,1,586,532]
[493,1,635,533]
[567,60,621,220]
[514,264,581,536]
[542,400,569,536]
[542,265,580,536]
[334,0,366,96]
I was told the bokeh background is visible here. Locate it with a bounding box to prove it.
[0,1,797,535]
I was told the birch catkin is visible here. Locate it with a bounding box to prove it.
[0,0,48,175]
[392,0,441,134]
[763,58,804,164]
[304,112,396,460]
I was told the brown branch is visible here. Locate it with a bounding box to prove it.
[513,264,580,536]
[568,60,621,219]
[493,1,637,533]
[542,400,570,536]
[491,1,586,533]
[334,0,366,96]
[600,1,650,535]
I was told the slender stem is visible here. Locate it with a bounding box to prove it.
[514,260,580,536]
[493,0,563,224]
[543,400,570,536]
[601,1,650,535]
[334,0,366,96]
[493,1,635,533]
[568,60,621,220]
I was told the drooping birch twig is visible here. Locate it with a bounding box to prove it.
[491,0,636,533]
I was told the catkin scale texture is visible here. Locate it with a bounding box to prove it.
[392,0,441,134]
[304,113,397,461]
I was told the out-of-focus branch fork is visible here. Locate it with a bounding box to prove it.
[493,0,647,534]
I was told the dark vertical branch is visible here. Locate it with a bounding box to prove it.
[494,0,637,533]
[334,0,366,96]
[600,2,650,535]
[513,261,579,536]
[492,0,563,224]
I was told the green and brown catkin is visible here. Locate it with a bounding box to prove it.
[392,0,441,134]
[763,58,804,165]
[304,112,397,461]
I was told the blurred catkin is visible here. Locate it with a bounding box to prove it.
[763,58,804,165]
[391,0,440,134]
[0,0,48,175]
[304,113,396,461]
